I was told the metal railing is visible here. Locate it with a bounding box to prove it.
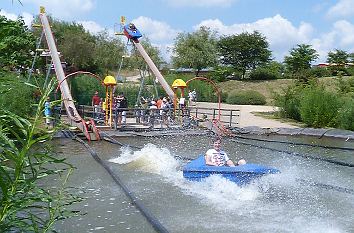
[59,104,240,129]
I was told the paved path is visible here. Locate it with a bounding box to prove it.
[195,102,299,129]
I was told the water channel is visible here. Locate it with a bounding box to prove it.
[52,134,354,233]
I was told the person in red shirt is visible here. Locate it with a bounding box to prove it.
[156,96,163,109]
[91,91,100,119]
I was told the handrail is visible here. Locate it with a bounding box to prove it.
[68,104,240,128]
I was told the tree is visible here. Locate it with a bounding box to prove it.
[55,21,98,72]
[128,37,164,71]
[284,44,319,74]
[327,49,350,76]
[172,26,218,76]
[218,31,272,79]
[349,53,354,63]
[0,15,36,72]
[93,30,126,74]
[327,49,349,65]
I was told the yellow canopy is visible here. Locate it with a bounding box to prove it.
[103,75,117,86]
[172,79,187,88]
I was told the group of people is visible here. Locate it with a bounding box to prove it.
[188,89,197,106]
[50,91,244,166]
[139,96,174,125]
[91,91,128,127]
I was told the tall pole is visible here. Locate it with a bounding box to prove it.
[134,42,174,99]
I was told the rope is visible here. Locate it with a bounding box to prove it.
[229,137,354,168]
[234,135,354,151]
[73,134,169,233]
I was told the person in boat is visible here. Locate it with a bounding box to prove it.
[205,138,246,166]
[129,23,137,32]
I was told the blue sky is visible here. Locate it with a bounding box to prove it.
[1,0,354,63]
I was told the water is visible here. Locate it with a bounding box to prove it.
[52,135,354,233]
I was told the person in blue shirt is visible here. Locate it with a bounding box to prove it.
[44,97,51,127]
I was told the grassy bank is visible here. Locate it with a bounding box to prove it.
[218,77,343,104]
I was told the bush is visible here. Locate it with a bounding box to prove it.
[309,67,331,78]
[337,97,354,131]
[273,84,302,121]
[249,67,280,80]
[0,82,80,232]
[336,76,354,94]
[0,73,36,117]
[299,87,340,128]
[226,90,266,105]
[71,75,105,105]
[347,66,354,76]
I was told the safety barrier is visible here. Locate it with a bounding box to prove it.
[58,104,240,129]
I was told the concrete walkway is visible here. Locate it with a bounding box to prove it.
[195,102,299,129]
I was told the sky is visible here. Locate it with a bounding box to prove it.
[1,0,354,63]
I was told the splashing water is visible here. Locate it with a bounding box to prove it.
[109,143,179,176]
[109,143,264,207]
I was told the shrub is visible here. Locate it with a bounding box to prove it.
[0,73,36,117]
[337,97,354,131]
[299,87,340,128]
[347,66,354,76]
[336,76,354,94]
[249,67,280,80]
[71,74,105,105]
[273,84,302,121]
[309,66,331,78]
[226,90,266,105]
[0,81,80,232]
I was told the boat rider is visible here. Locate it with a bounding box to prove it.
[205,138,246,167]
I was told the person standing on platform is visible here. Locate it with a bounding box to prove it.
[44,97,52,128]
[116,92,128,127]
[91,91,100,120]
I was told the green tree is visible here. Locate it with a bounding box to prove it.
[327,49,349,65]
[284,44,319,75]
[57,22,98,72]
[128,37,164,71]
[327,49,349,76]
[0,15,36,72]
[94,30,126,74]
[218,31,272,79]
[349,52,354,62]
[31,16,99,73]
[172,26,218,76]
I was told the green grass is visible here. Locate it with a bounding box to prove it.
[218,76,350,105]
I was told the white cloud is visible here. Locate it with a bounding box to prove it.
[332,20,354,46]
[195,15,314,61]
[78,20,117,39]
[22,0,94,19]
[311,20,354,62]
[132,16,181,42]
[163,0,236,7]
[327,0,354,18]
[78,20,104,34]
[0,10,34,26]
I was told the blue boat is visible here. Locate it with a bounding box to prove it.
[183,155,280,185]
[123,23,142,40]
